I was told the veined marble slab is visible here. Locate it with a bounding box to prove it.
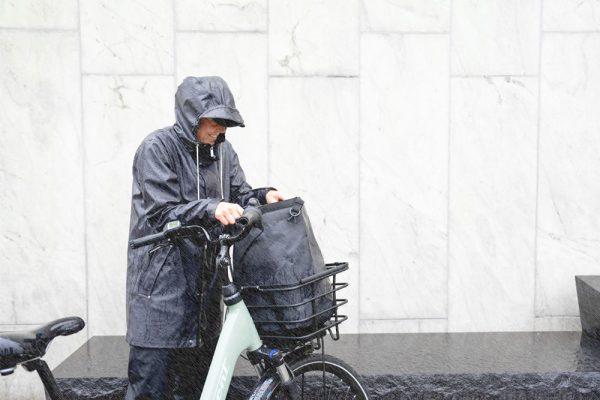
[536,33,600,318]
[269,77,359,332]
[0,0,77,29]
[449,76,538,332]
[360,0,450,32]
[80,0,173,75]
[269,0,359,76]
[451,0,540,76]
[0,31,85,325]
[176,33,268,186]
[543,0,600,31]
[175,0,267,32]
[83,75,174,336]
[360,33,448,320]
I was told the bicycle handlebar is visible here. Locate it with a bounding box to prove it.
[129,231,167,249]
[129,201,263,250]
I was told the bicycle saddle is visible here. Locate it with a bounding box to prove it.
[0,317,84,374]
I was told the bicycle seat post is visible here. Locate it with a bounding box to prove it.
[22,359,65,400]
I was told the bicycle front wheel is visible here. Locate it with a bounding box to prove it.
[271,354,370,400]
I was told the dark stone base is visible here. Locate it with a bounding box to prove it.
[576,276,600,341]
[52,332,600,399]
[56,373,600,400]
[55,376,259,400]
[366,373,600,400]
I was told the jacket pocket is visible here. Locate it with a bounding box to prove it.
[137,246,174,296]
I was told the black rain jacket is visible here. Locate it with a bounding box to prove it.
[126,76,272,348]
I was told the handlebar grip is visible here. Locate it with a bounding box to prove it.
[129,231,166,249]
[241,206,262,229]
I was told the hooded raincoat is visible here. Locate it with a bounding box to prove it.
[126,76,272,348]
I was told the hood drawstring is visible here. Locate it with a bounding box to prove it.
[219,145,224,198]
[195,143,200,201]
[196,142,223,201]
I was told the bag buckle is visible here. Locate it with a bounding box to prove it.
[288,204,302,221]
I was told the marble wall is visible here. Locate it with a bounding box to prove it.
[1,0,599,398]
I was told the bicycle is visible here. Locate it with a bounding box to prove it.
[0,202,370,399]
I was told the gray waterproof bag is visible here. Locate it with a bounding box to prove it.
[232,197,334,340]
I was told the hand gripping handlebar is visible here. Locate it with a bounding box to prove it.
[129,201,263,249]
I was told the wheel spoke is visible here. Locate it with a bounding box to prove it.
[342,386,351,400]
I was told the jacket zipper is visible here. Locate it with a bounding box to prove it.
[195,142,224,344]
[195,143,204,344]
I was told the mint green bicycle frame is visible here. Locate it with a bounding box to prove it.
[199,297,263,400]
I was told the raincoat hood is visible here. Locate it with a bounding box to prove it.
[173,76,245,148]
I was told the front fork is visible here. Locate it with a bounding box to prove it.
[247,345,292,381]
[248,345,307,399]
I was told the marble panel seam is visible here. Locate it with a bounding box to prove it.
[535,315,579,318]
[357,0,362,331]
[172,0,177,93]
[446,0,453,327]
[360,30,449,34]
[77,0,90,341]
[543,30,600,34]
[533,0,543,332]
[361,318,448,321]
[269,75,359,78]
[0,27,78,33]
[266,0,271,186]
[450,74,538,78]
[82,73,174,77]
[176,29,267,34]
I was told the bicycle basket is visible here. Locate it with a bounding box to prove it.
[239,262,349,346]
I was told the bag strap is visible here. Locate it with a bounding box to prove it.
[259,196,304,213]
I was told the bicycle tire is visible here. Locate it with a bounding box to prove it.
[248,354,370,400]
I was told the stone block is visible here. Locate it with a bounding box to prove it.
[0,31,85,324]
[536,33,600,318]
[269,0,359,76]
[175,0,267,32]
[360,33,448,320]
[80,0,173,74]
[576,276,600,340]
[449,76,537,331]
[451,0,540,75]
[361,0,450,32]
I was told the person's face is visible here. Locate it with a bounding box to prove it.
[196,118,226,145]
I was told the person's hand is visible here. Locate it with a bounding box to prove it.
[266,190,286,204]
[214,201,244,225]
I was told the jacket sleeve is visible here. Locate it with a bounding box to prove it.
[134,138,221,231]
[228,146,275,207]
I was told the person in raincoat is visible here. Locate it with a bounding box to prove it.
[125,76,285,399]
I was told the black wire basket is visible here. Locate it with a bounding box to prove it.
[239,262,349,347]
